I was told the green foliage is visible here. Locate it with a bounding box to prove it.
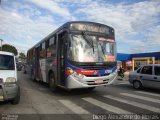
[19,52,26,59]
[1,44,18,56]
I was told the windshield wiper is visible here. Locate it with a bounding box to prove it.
[98,42,106,60]
[98,43,105,55]
[82,32,95,53]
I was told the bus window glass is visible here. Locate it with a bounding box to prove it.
[68,34,116,62]
[105,43,110,54]
[47,36,56,58]
[49,37,55,46]
[42,42,45,49]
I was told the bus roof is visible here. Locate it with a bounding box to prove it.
[27,21,114,52]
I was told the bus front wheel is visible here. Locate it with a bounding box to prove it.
[49,73,57,92]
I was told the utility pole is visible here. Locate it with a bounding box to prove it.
[0,39,3,51]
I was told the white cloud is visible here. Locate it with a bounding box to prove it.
[27,0,74,19]
[149,25,160,44]
[54,0,92,4]
[75,0,160,53]
[0,8,58,53]
[0,0,160,54]
[11,12,23,19]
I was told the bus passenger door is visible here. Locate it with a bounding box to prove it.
[57,32,67,86]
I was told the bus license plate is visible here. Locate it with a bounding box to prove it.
[95,80,103,84]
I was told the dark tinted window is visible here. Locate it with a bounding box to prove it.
[141,66,152,75]
[154,66,160,76]
[0,54,15,70]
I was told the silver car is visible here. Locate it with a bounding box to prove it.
[129,64,160,89]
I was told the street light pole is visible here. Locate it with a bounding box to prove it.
[0,39,3,51]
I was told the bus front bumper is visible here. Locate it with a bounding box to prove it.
[66,72,117,89]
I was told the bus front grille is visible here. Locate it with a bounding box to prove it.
[85,73,110,77]
[78,65,109,70]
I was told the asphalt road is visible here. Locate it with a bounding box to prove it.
[0,71,160,120]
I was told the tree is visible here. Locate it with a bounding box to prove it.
[1,44,18,56]
[19,52,26,60]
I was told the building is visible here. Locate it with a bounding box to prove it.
[117,52,160,71]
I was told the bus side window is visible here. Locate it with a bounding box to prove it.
[40,42,46,59]
[47,36,56,58]
[39,44,42,59]
[46,40,49,49]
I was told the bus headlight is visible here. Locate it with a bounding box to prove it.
[5,77,16,83]
[67,67,74,74]
[66,67,84,79]
[73,72,84,79]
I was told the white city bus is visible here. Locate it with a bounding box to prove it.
[27,21,117,91]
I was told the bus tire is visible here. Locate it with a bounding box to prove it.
[49,73,57,92]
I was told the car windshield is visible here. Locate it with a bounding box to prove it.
[0,54,15,70]
[67,34,116,62]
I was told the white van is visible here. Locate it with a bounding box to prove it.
[0,51,20,104]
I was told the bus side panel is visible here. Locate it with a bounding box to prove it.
[46,56,57,83]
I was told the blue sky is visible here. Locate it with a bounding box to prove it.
[0,0,160,54]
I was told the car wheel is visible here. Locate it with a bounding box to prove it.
[49,73,57,92]
[11,87,20,105]
[133,81,142,89]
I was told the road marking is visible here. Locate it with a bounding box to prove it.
[121,93,160,104]
[117,82,129,85]
[59,100,90,114]
[104,95,160,113]
[135,91,160,97]
[82,97,133,114]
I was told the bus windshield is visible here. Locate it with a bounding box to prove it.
[0,54,15,70]
[67,34,116,63]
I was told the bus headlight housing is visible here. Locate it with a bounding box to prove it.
[67,67,74,74]
[67,67,84,79]
[72,72,84,79]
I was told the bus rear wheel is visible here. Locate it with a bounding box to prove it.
[49,73,57,92]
